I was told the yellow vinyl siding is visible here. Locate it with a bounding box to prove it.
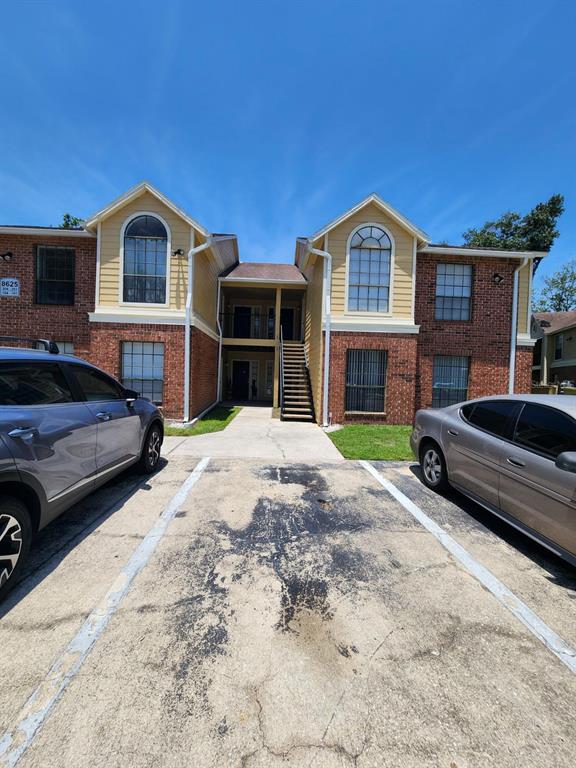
[516,262,531,335]
[303,250,324,422]
[327,202,415,319]
[98,190,192,310]
[193,248,220,332]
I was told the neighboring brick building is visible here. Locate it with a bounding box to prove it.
[0,183,541,424]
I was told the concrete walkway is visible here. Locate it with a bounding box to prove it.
[167,406,343,462]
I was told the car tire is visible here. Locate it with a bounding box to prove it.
[136,423,163,475]
[0,497,32,602]
[420,442,450,492]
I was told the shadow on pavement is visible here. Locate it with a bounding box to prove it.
[409,464,576,593]
[0,458,168,619]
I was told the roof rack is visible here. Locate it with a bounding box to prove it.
[0,336,60,354]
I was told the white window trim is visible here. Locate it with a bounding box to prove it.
[118,211,172,309]
[344,222,395,316]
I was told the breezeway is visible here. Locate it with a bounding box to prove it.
[1,447,576,768]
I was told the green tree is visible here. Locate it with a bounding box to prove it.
[60,213,83,229]
[462,194,564,252]
[534,259,576,312]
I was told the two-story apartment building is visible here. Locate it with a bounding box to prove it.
[0,182,542,425]
[532,311,576,385]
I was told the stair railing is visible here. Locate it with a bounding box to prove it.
[279,326,284,413]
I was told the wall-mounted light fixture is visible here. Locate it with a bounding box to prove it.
[492,273,504,285]
[0,252,13,262]
[172,248,185,256]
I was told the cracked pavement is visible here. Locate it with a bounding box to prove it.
[1,451,576,767]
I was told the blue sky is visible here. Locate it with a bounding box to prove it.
[1,0,575,293]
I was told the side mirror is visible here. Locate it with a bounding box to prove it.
[555,451,576,473]
[124,388,139,406]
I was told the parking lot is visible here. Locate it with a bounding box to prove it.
[1,442,576,768]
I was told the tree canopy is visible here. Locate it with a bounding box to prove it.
[462,194,564,252]
[60,213,83,229]
[534,259,576,312]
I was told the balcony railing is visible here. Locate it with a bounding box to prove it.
[220,312,275,340]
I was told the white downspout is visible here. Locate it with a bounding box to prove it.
[508,256,530,394]
[184,238,212,422]
[307,244,332,427]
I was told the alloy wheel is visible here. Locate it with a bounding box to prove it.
[148,430,161,467]
[0,514,23,587]
[423,448,442,486]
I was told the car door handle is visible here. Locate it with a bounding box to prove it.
[506,456,526,468]
[448,429,459,436]
[96,411,112,422]
[8,426,38,440]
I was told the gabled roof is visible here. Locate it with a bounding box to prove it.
[533,311,576,335]
[84,181,209,236]
[309,193,429,244]
[221,262,306,284]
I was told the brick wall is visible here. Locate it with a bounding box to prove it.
[415,253,532,409]
[328,331,418,424]
[190,327,219,417]
[88,323,186,418]
[0,233,96,355]
[515,346,534,392]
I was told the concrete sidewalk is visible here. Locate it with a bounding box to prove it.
[168,406,343,462]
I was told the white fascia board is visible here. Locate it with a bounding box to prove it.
[516,334,537,347]
[220,277,306,286]
[0,227,95,238]
[326,317,420,334]
[551,358,576,368]
[88,307,220,341]
[309,194,429,244]
[84,181,209,236]
[420,245,547,260]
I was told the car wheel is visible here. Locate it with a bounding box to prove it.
[420,443,450,492]
[136,424,162,475]
[0,497,32,601]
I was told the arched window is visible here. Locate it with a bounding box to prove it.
[347,225,392,312]
[123,215,168,304]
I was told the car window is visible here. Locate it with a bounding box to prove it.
[463,400,519,437]
[70,365,125,402]
[513,403,576,459]
[0,363,73,406]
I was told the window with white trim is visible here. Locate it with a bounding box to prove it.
[435,264,472,321]
[121,341,164,403]
[123,215,168,304]
[345,349,387,412]
[55,342,75,355]
[348,226,392,312]
[432,355,469,407]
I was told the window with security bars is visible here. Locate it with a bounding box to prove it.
[35,246,75,305]
[345,349,387,412]
[432,355,469,407]
[121,342,164,403]
[347,226,392,312]
[123,215,168,304]
[435,264,472,321]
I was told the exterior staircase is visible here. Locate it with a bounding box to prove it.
[280,340,315,422]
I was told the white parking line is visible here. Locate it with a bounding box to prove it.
[0,456,211,768]
[360,460,576,675]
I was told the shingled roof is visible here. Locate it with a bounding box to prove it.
[221,262,306,283]
[533,311,576,334]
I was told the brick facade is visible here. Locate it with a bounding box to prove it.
[0,233,95,356]
[328,332,418,424]
[0,232,218,421]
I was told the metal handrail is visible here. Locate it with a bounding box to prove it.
[279,326,284,412]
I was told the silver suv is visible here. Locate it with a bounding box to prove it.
[411,395,576,566]
[0,340,164,599]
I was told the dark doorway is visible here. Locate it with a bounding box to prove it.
[280,308,295,340]
[233,306,252,338]
[232,360,250,399]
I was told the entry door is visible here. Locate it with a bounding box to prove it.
[232,361,250,400]
[280,308,295,340]
[233,306,252,338]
